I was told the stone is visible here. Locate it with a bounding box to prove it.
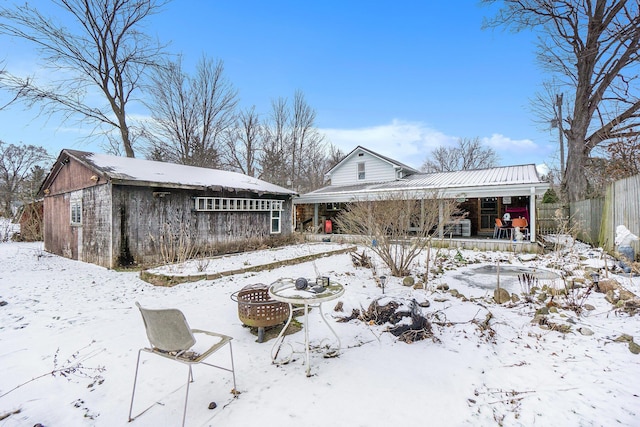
[583,304,596,311]
[436,283,449,291]
[449,289,460,298]
[619,290,635,301]
[418,300,431,308]
[578,327,594,336]
[403,276,415,287]
[208,401,217,410]
[0,300,7,307]
[549,306,559,313]
[597,278,619,293]
[629,342,640,355]
[536,306,550,315]
[494,287,510,304]
[614,334,634,343]
[413,282,424,290]
[605,290,618,304]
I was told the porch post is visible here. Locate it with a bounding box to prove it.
[313,203,319,234]
[438,201,444,238]
[529,187,536,242]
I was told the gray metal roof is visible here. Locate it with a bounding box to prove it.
[296,164,549,204]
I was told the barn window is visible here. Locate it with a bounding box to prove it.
[357,162,365,180]
[270,209,281,234]
[70,199,82,225]
[194,197,283,212]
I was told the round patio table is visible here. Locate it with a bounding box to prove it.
[268,278,344,377]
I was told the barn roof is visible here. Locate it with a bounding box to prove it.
[43,149,297,196]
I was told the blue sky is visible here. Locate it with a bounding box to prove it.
[0,0,559,170]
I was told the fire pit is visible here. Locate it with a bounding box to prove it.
[231,283,290,342]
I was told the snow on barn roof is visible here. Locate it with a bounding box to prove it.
[61,149,297,196]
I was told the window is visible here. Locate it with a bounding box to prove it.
[271,209,281,234]
[70,199,82,225]
[194,197,282,212]
[357,162,365,180]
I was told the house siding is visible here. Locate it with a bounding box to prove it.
[330,150,397,186]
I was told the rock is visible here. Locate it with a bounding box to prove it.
[436,283,449,291]
[413,282,424,290]
[597,278,619,293]
[403,276,415,287]
[418,300,431,308]
[0,300,7,307]
[583,304,596,311]
[494,287,510,304]
[629,342,640,355]
[549,306,559,313]
[605,290,618,304]
[536,306,550,315]
[208,401,217,410]
[578,327,594,336]
[511,293,520,303]
[619,290,635,301]
[449,289,460,298]
[614,334,634,343]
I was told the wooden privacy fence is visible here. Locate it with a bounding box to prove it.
[600,174,640,255]
[536,174,640,256]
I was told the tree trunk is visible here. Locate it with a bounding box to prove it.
[563,134,589,202]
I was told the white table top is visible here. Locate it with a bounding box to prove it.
[268,278,345,305]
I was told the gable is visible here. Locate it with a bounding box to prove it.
[329,148,399,185]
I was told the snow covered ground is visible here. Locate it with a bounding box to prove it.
[1,238,639,427]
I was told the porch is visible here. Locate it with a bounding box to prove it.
[299,232,542,254]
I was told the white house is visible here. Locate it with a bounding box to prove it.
[294,146,550,249]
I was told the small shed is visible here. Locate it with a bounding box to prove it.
[39,150,297,268]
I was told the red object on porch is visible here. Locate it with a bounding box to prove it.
[505,207,529,223]
[324,219,333,234]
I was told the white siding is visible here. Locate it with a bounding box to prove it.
[330,150,397,185]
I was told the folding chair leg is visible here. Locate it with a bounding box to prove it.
[182,366,193,427]
[128,349,143,422]
[228,341,237,392]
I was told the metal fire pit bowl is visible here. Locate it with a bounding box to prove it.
[231,283,290,342]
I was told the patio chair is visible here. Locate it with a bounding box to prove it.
[511,217,530,240]
[128,302,237,427]
[493,218,512,239]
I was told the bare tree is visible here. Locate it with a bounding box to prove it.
[335,191,460,277]
[484,1,640,202]
[143,55,238,168]
[0,141,50,216]
[0,0,167,158]
[261,91,327,192]
[421,137,499,172]
[222,106,263,177]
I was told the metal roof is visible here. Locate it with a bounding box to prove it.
[296,164,549,204]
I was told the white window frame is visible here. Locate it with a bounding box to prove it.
[194,197,282,212]
[70,198,82,226]
[270,209,281,234]
[357,162,365,180]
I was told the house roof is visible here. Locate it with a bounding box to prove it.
[296,164,549,204]
[43,150,297,196]
[325,145,420,177]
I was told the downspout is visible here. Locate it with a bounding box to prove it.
[313,203,319,234]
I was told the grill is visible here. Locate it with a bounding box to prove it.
[231,283,290,342]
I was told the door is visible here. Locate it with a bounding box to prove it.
[479,198,499,233]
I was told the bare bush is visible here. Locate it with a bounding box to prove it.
[335,191,460,276]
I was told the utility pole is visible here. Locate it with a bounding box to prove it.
[556,93,564,180]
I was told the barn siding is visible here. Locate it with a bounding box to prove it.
[43,191,80,260]
[111,186,293,267]
[80,185,113,267]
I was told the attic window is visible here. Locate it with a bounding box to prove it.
[357,162,365,180]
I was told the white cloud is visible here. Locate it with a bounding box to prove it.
[321,119,458,168]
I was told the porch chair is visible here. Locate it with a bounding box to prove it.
[493,218,512,239]
[511,217,530,240]
[128,302,237,427]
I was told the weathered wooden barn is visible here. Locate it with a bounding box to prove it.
[39,149,297,268]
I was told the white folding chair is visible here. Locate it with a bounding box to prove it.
[128,302,237,426]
